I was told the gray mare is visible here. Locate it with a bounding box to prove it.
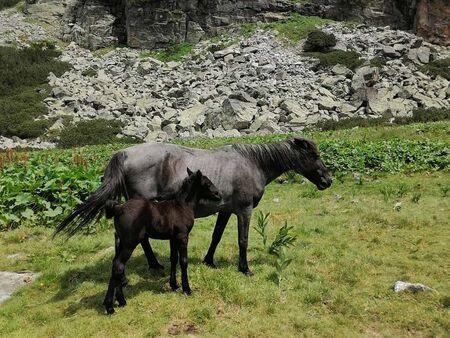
[56,137,332,276]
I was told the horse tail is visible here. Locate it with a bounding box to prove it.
[53,151,128,237]
[104,200,123,219]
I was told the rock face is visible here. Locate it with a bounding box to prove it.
[315,0,450,46]
[62,0,449,49]
[62,0,319,49]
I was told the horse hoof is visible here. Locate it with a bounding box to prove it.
[170,283,180,291]
[240,269,254,277]
[149,262,164,270]
[118,299,127,307]
[105,307,115,315]
[203,259,216,269]
[183,289,192,296]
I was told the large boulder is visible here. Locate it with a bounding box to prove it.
[221,99,258,130]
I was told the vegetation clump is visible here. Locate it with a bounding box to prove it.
[141,42,194,62]
[370,56,387,68]
[57,119,137,148]
[306,50,364,70]
[303,30,337,52]
[0,42,70,139]
[263,14,333,43]
[0,0,21,10]
[420,58,450,80]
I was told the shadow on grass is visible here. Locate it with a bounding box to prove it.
[50,249,267,315]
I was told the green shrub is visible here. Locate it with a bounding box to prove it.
[0,0,21,10]
[315,108,450,131]
[420,58,450,80]
[304,30,337,52]
[396,107,450,124]
[306,50,364,70]
[57,119,137,148]
[315,117,388,131]
[0,42,70,139]
[370,56,387,68]
[0,87,55,138]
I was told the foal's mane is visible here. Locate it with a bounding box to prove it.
[231,138,316,173]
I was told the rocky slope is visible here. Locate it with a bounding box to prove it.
[44,23,449,144]
[0,5,449,149]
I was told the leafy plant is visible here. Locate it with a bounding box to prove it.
[274,247,292,286]
[269,221,297,255]
[253,211,270,248]
[411,192,421,204]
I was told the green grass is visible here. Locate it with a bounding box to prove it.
[263,14,333,43]
[0,172,448,337]
[0,121,449,336]
[140,43,194,62]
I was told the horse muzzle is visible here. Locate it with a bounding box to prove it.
[317,176,333,190]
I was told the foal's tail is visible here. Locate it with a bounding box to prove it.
[53,151,128,237]
[104,200,123,219]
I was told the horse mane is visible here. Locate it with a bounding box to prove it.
[231,138,315,173]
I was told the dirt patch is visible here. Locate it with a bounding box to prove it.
[167,321,198,336]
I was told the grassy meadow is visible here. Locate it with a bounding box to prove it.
[0,122,449,337]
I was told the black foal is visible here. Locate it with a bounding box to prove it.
[103,168,221,314]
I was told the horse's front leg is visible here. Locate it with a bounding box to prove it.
[141,239,164,270]
[237,207,253,276]
[203,211,232,268]
[178,235,191,295]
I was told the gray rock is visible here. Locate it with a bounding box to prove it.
[394,281,434,293]
[0,271,39,304]
[382,45,400,58]
[222,99,257,130]
[178,103,208,129]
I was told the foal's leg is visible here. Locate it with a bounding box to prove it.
[178,236,191,295]
[103,244,135,314]
[141,239,164,270]
[114,247,134,307]
[115,233,129,287]
[169,239,179,291]
[237,207,253,276]
[203,211,232,268]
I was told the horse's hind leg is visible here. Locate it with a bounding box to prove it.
[141,239,163,270]
[237,207,253,277]
[203,211,232,268]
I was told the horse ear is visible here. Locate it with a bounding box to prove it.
[196,170,203,179]
[187,167,194,176]
[294,137,310,150]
